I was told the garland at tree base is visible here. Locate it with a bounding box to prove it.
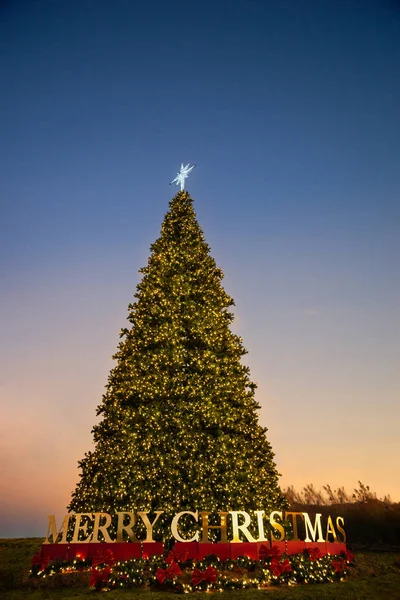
[31,545,355,592]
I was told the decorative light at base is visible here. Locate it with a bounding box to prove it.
[30,548,354,591]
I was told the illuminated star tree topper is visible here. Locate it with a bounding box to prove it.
[170,163,196,191]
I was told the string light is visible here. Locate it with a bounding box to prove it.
[67,191,287,536]
[30,549,352,591]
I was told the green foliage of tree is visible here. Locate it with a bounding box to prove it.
[69,191,286,524]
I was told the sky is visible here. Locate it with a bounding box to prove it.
[1,0,399,537]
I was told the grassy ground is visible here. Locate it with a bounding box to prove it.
[1,538,399,600]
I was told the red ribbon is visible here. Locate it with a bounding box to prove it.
[90,565,111,588]
[166,548,189,564]
[259,544,282,560]
[341,549,354,563]
[270,558,293,577]
[307,547,323,561]
[156,562,182,584]
[280,558,293,573]
[332,558,346,574]
[92,548,115,567]
[31,551,50,571]
[192,565,217,587]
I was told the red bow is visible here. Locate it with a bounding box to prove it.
[259,544,282,560]
[280,559,293,573]
[90,565,111,588]
[31,551,50,571]
[92,548,115,567]
[270,558,292,577]
[307,547,323,561]
[156,562,182,584]
[192,565,217,587]
[341,549,354,563]
[166,548,189,564]
[332,558,346,574]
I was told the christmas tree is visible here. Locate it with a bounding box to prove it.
[69,189,287,534]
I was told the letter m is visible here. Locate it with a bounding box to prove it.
[302,513,324,543]
[43,515,71,544]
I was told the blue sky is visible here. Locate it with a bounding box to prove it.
[1,0,399,536]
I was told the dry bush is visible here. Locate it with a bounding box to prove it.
[283,481,392,506]
[282,482,400,549]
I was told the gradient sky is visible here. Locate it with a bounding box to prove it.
[1,0,399,537]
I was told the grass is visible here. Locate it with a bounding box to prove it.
[1,538,399,600]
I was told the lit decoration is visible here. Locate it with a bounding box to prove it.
[31,551,50,573]
[68,190,288,538]
[306,546,323,561]
[269,557,292,577]
[30,548,354,591]
[92,548,115,567]
[90,565,111,590]
[170,163,196,190]
[259,544,281,560]
[156,561,182,583]
[31,181,354,593]
[192,565,217,587]
[165,548,189,564]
